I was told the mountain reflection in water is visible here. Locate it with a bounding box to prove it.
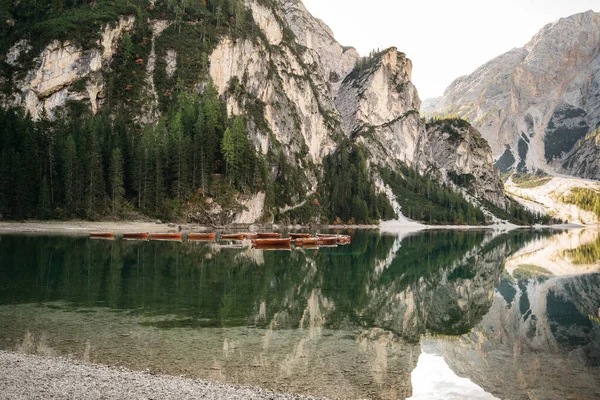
[0,229,598,399]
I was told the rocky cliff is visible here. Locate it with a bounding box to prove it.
[423,11,600,179]
[0,0,513,223]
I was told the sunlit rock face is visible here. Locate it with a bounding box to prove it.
[336,48,427,169]
[7,16,134,119]
[423,11,600,178]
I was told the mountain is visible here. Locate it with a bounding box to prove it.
[0,0,536,225]
[423,11,600,179]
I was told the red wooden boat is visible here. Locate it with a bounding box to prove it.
[256,232,282,239]
[244,233,258,240]
[188,233,216,241]
[337,235,351,244]
[151,233,183,241]
[90,232,115,239]
[294,237,318,246]
[252,238,291,247]
[123,232,149,240]
[221,233,245,241]
[318,237,338,246]
[289,233,312,239]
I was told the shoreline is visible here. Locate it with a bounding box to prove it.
[0,220,587,235]
[0,350,321,400]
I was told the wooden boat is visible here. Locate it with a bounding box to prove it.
[123,232,149,240]
[337,235,351,244]
[289,233,312,239]
[90,232,115,239]
[221,233,245,241]
[294,237,318,246]
[318,237,338,246]
[188,233,216,241]
[256,232,282,239]
[150,232,183,241]
[252,238,291,247]
[243,233,258,240]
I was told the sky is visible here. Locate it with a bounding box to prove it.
[302,0,599,100]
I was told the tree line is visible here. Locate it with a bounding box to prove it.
[0,81,265,220]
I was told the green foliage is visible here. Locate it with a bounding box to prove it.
[344,48,391,83]
[320,141,395,224]
[562,187,600,219]
[511,171,551,189]
[481,198,559,226]
[380,165,486,225]
[0,82,266,221]
[426,115,471,142]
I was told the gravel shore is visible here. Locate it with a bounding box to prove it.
[0,351,323,400]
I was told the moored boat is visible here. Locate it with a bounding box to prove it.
[90,232,115,239]
[317,237,338,246]
[252,238,291,247]
[256,232,282,239]
[289,233,312,239]
[244,233,258,240]
[337,235,351,244]
[221,233,245,241]
[150,233,183,241]
[123,232,149,240]
[188,233,216,241]
[294,237,318,246]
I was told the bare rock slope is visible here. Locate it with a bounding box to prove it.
[423,11,600,179]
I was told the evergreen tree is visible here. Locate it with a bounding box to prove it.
[109,148,125,214]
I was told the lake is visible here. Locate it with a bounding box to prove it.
[0,229,599,399]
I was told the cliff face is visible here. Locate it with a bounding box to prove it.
[0,0,510,222]
[423,11,600,179]
[4,16,135,119]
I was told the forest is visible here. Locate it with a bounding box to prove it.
[0,84,266,221]
[562,187,600,220]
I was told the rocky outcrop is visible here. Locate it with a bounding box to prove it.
[335,48,509,208]
[8,16,135,119]
[426,120,509,208]
[336,49,427,169]
[423,11,600,178]
[279,0,359,96]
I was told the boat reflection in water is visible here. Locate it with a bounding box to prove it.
[0,228,598,399]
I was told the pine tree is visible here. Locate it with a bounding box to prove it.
[109,148,125,215]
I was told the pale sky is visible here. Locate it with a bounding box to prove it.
[302,0,599,100]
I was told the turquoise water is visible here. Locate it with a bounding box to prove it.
[0,230,598,399]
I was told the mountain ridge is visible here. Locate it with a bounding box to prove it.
[0,0,543,225]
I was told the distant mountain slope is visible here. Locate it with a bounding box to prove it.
[423,11,600,179]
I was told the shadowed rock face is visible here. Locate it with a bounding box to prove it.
[423,11,600,178]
